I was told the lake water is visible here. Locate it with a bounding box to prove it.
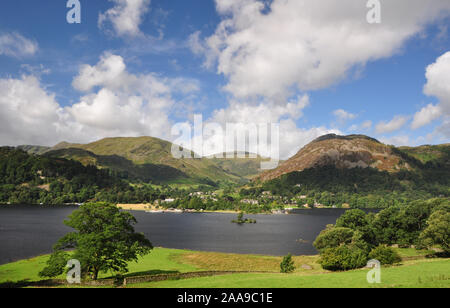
[0,205,371,265]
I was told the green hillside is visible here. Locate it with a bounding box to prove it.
[16,145,51,155]
[207,152,272,179]
[398,144,450,165]
[44,148,187,183]
[48,137,263,184]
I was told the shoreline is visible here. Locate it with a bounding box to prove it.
[116,204,288,215]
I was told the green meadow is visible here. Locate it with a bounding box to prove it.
[0,248,448,288]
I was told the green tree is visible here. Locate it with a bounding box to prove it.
[313,226,355,252]
[336,209,368,230]
[319,245,368,271]
[280,253,296,273]
[38,250,70,278]
[336,209,376,246]
[39,202,152,280]
[368,245,402,265]
[419,210,450,253]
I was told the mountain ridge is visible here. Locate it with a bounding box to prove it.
[39,137,264,184]
[256,134,449,182]
[15,134,449,185]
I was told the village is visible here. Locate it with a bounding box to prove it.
[116,188,349,214]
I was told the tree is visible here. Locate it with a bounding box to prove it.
[319,245,368,271]
[38,250,70,278]
[419,210,450,253]
[368,245,402,265]
[280,254,296,273]
[336,209,368,230]
[313,226,355,252]
[40,202,153,280]
[336,209,376,246]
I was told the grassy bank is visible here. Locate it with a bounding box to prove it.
[0,248,448,288]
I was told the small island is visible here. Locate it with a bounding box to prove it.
[231,212,257,224]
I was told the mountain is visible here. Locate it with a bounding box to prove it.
[43,148,187,183]
[207,152,272,179]
[16,145,51,155]
[42,137,263,184]
[257,134,449,182]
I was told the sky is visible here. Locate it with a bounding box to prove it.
[0,0,449,159]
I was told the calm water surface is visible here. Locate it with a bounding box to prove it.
[0,205,374,265]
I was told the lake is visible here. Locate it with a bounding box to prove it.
[0,205,373,265]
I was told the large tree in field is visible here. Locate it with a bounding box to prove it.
[40,202,152,280]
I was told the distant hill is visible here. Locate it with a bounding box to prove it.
[16,145,50,155]
[257,134,450,182]
[206,152,274,179]
[397,144,450,164]
[42,137,263,184]
[43,148,187,183]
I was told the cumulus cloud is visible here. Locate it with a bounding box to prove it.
[333,109,357,124]
[421,51,450,138]
[186,96,340,159]
[98,0,151,37]
[361,120,373,130]
[0,76,63,145]
[424,51,450,112]
[380,135,412,147]
[0,32,38,58]
[411,104,442,129]
[375,116,409,134]
[185,1,450,158]
[437,117,450,139]
[0,54,200,146]
[68,53,199,140]
[192,0,450,101]
[349,120,372,132]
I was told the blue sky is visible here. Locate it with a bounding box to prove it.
[0,0,449,158]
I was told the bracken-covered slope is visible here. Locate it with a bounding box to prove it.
[257,134,429,182]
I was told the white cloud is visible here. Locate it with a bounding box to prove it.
[424,52,450,112]
[0,76,63,145]
[0,32,38,58]
[0,54,200,147]
[72,53,133,92]
[187,95,340,159]
[437,117,450,139]
[348,120,372,132]
[361,120,373,130]
[333,109,357,124]
[68,53,199,141]
[375,116,409,134]
[380,135,412,147]
[193,0,450,101]
[421,51,450,137]
[411,104,442,129]
[98,0,151,37]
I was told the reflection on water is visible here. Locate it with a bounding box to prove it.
[0,205,377,265]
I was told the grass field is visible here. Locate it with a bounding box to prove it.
[0,248,448,288]
[129,259,450,288]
